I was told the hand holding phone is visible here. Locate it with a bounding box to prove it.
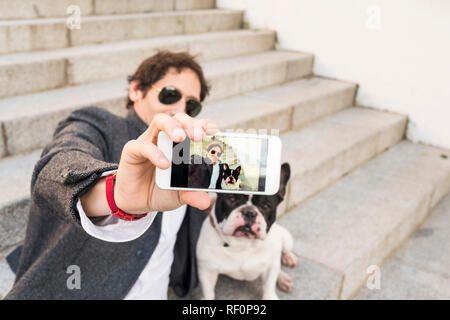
[110,113,218,214]
[156,131,282,195]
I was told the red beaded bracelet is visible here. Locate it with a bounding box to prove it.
[105,173,147,221]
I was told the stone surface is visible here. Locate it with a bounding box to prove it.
[282,107,406,210]
[169,211,343,300]
[0,245,19,299]
[0,18,68,54]
[245,76,357,130]
[183,10,243,34]
[202,77,356,135]
[277,141,450,299]
[0,58,66,99]
[0,9,242,54]
[175,0,216,11]
[94,0,174,15]
[354,192,450,299]
[0,79,128,155]
[0,30,276,97]
[67,30,275,85]
[93,0,216,14]
[0,150,40,251]
[0,0,92,19]
[0,50,312,156]
[203,50,313,103]
[169,260,342,300]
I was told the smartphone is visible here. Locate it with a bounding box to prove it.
[156,131,282,195]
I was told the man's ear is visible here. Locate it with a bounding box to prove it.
[129,80,143,103]
[277,162,291,200]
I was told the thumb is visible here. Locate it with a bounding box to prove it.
[180,191,211,211]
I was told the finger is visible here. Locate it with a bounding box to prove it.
[143,113,186,145]
[124,139,170,169]
[172,113,204,142]
[180,191,211,210]
[199,118,219,135]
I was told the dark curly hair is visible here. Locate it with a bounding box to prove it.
[126,50,210,109]
[206,143,223,156]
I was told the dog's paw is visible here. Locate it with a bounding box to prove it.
[277,270,293,292]
[281,251,298,267]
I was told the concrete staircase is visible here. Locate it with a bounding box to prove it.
[1,0,450,300]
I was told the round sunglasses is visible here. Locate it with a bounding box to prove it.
[153,85,202,117]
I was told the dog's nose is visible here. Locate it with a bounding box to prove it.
[242,208,257,225]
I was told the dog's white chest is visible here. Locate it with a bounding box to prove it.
[197,220,283,282]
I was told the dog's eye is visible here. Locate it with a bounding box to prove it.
[227,195,237,202]
[261,202,272,210]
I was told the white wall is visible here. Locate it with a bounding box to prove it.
[218,0,450,149]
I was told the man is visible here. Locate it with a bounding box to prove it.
[185,143,225,190]
[5,50,219,299]
[206,144,224,189]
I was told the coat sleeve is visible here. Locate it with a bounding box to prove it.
[30,106,122,228]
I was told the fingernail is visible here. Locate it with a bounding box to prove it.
[172,128,185,140]
[194,125,203,141]
[159,156,169,166]
[206,123,218,131]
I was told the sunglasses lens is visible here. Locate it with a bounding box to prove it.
[211,150,216,154]
[159,86,182,104]
[186,99,202,117]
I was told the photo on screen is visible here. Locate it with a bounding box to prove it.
[170,135,268,192]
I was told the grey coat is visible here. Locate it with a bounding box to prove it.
[5,106,207,300]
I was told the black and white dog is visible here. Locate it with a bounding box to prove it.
[196,163,298,300]
[220,164,242,190]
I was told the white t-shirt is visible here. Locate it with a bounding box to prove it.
[208,163,220,189]
[76,170,187,299]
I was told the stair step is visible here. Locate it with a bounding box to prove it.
[0,50,313,157]
[0,0,216,21]
[0,150,41,251]
[278,141,450,299]
[203,76,356,133]
[0,29,275,98]
[95,0,216,15]
[0,244,18,299]
[0,9,242,54]
[354,192,450,299]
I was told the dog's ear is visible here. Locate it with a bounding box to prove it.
[223,163,229,171]
[234,165,241,176]
[277,163,291,200]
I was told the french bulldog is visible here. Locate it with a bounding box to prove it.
[220,164,242,190]
[196,163,298,300]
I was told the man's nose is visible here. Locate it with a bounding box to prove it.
[173,99,187,115]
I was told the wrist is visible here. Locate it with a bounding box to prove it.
[106,174,148,221]
[80,177,110,218]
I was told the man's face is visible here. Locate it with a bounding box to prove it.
[130,67,202,125]
[207,146,222,165]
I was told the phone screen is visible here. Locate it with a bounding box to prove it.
[170,135,268,192]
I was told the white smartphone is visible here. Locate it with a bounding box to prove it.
[156,131,282,195]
